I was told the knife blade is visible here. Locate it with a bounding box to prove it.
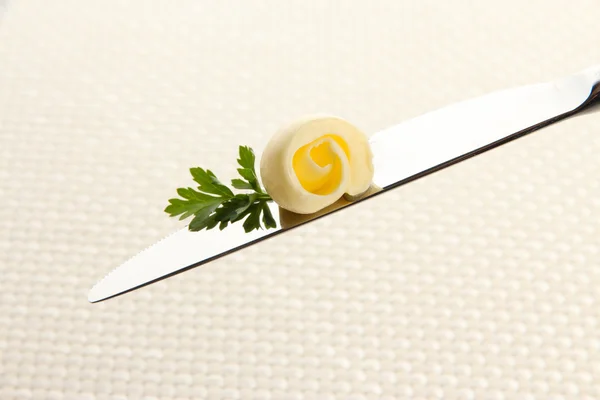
[89,66,600,303]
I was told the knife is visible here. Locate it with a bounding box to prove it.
[89,66,600,303]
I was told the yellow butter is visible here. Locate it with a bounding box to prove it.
[260,116,374,214]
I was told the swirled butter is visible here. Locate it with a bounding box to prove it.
[260,115,374,214]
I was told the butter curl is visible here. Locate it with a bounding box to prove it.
[260,115,374,214]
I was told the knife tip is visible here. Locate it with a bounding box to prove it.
[87,285,105,303]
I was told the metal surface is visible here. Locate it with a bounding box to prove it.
[88,66,600,303]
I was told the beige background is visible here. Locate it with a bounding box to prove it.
[1,1,600,399]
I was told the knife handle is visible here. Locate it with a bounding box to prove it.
[582,65,600,102]
[570,65,600,111]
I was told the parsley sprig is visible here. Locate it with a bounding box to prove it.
[165,146,277,232]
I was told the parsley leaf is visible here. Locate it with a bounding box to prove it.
[190,168,234,198]
[238,146,255,169]
[261,202,277,229]
[165,146,277,232]
[231,178,253,190]
[235,146,262,193]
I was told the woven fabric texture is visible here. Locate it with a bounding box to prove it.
[1,1,599,399]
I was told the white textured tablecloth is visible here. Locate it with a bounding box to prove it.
[1,1,600,399]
